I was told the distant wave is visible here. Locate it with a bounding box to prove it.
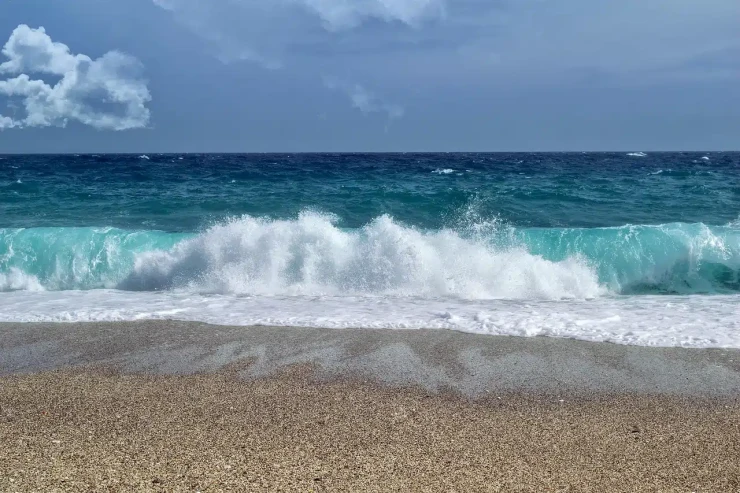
[1,213,738,297]
[627,152,647,157]
[432,168,455,174]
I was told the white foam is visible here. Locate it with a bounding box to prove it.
[432,168,455,174]
[0,268,44,292]
[627,152,647,157]
[0,290,737,348]
[120,212,604,300]
[701,156,710,161]
[139,155,150,160]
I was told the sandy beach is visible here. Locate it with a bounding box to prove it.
[2,322,740,491]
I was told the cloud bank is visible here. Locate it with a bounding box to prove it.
[152,0,739,132]
[154,0,739,79]
[0,25,151,130]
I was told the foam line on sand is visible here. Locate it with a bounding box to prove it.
[2,321,740,396]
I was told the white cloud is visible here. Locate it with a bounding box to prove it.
[0,25,151,131]
[324,76,404,120]
[0,114,16,129]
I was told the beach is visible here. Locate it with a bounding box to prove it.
[1,0,738,487]
[2,322,740,491]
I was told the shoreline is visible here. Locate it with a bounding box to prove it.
[3,321,740,397]
[3,322,740,490]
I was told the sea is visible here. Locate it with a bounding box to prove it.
[1,152,738,347]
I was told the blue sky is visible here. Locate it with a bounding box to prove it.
[0,0,738,152]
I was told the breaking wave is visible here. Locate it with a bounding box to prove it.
[1,212,738,298]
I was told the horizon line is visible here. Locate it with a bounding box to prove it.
[1,150,737,156]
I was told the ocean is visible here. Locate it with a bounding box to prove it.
[1,152,738,347]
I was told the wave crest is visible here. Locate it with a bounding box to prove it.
[120,213,602,299]
[2,213,738,297]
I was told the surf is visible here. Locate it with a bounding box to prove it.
[0,212,738,297]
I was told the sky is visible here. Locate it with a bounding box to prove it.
[0,0,738,152]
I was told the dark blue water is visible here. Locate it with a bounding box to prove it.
[2,152,738,231]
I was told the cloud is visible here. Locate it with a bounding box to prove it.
[154,1,414,124]
[152,0,739,136]
[298,0,444,31]
[154,0,740,81]
[0,114,16,129]
[152,0,444,68]
[0,25,151,130]
[155,0,443,33]
[324,76,404,120]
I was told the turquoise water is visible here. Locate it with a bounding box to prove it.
[0,221,738,295]
[1,152,738,296]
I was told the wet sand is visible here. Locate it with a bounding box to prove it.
[2,322,740,491]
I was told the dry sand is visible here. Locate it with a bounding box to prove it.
[2,367,740,492]
[2,322,740,491]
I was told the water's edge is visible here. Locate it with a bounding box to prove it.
[3,321,740,397]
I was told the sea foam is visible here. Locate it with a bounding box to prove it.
[0,290,737,348]
[120,212,603,300]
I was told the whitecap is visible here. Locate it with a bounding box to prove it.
[139,155,150,160]
[431,168,455,174]
[0,268,44,292]
[627,152,647,157]
[119,212,604,300]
